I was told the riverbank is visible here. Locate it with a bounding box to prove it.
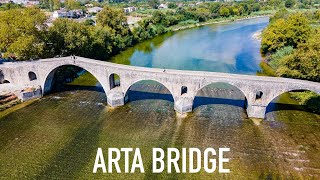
[171,14,272,32]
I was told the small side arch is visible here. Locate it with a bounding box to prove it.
[28,71,37,81]
[193,82,249,110]
[265,88,320,115]
[123,79,174,103]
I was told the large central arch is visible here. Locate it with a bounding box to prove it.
[42,64,107,95]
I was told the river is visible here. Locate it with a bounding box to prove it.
[0,17,320,179]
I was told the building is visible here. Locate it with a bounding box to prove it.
[158,3,168,9]
[123,6,137,13]
[2,0,39,5]
[52,10,67,19]
[52,9,83,19]
[87,7,103,14]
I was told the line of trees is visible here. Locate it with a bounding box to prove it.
[0,0,272,61]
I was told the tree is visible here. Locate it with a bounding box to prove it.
[53,0,61,10]
[219,7,230,17]
[65,0,81,10]
[6,35,44,60]
[96,6,130,36]
[168,2,177,9]
[209,2,221,13]
[285,0,296,8]
[252,3,260,12]
[148,0,160,9]
[47,19,92,57]
[261,13,311,54]
[0,7,47,60]
[276,30,320,82]
[270,8,289,23]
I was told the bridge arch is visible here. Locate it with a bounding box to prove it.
[266,88,320,107]
[123,79,175,103]
[42,64,107,95]
[193,82,249,110]
[265,88,320,115]
[28,71,37,81]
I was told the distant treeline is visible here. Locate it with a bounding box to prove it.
[0,0,282,61]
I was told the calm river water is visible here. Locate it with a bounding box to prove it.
[1,17,320,179]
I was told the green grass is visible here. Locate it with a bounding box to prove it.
[68,72,98,87]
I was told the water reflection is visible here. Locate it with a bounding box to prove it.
[111,17,269,74]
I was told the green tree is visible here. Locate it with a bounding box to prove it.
[252,3,260,12]
[270,8,289,23]
[47,19,92,57]
[219,7,230,17]
[209,2,221,13]
[6,35,44,60]
[53,0,61,10]
[168,2,177,9]
[276,30,320,82]
[261,13,311,53]
[66,0,81,10]
[148,0,160,9]
[96,6,130,36]
[0,7,47,60]
[285,0,296,8]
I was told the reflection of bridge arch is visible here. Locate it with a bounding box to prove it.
[124,80,174,103]
[42,64,107,95]
[193,82,248,110]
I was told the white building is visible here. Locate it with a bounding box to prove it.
[158,4,168,9]
[87,7,103,14]
[52,10,68,19]
[123,6,137,13]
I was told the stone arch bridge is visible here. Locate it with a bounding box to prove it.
[1,56,319,119]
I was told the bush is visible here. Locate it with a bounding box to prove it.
[269,46,293,69]
[178,19,199,26]
[290,92,320,113]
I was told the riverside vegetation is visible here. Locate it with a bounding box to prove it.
[1,0,316,61]
[261,8,320,113]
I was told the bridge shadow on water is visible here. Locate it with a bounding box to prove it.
[127,90,247,109]
[127,90,174,102]
[193,96,246,109]
[50,85,314,115]
[266,102,319,115]
[126,90,314,114]
[50,84,105,94]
